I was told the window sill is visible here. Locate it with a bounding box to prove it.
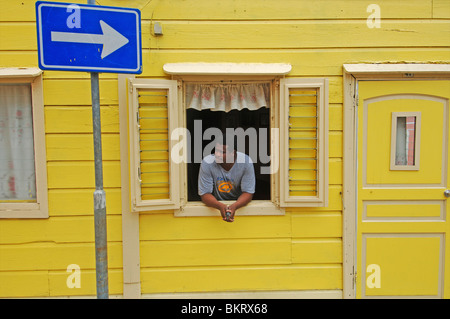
[0,203,48,219]
[175,200,285,217]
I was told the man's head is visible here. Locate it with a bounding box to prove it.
[215,132,237,164]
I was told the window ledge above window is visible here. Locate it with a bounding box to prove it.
[163,63,292,75]
[175,200,285,217]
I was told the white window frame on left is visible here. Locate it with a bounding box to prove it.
[0,68,48,218]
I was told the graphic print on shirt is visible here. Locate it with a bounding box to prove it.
[216,177,234,194]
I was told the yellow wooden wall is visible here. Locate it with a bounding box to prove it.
[0,0,449,297]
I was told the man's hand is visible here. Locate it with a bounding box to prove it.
[219,203,231,222]
[201,192,253,223]
[225,192,253,222]
[225,205,236,222]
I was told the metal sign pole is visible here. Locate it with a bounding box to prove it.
[90,72,109,299]
[88,0,109,299]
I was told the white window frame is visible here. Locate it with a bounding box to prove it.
[0,68,48,218]
[126,64,329,215]
[175,75,283,217]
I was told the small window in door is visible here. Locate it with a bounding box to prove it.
[390,112,421,170]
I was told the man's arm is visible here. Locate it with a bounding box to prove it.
[201,192,253,222]
[198,157,229,218]
[200,193,228,221]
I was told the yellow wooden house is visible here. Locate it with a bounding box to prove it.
[1,0,449,299]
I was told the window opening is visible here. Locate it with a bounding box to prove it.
[0,84,36,201]
[390,112,421,170]
[186,108,271,201]
[395,116,416,166]
[184,81,272,203]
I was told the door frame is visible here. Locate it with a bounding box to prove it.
[342,64,450,299]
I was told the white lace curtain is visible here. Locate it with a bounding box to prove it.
[0,84,36,200]
[185,83,270,112]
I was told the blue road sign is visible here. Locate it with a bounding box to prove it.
[36,1,142,74]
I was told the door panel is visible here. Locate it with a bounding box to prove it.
[356,80,450,298]
[362,234,443,297]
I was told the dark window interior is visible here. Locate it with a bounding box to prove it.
[186,108,271,201]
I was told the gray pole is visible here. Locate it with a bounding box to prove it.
[88,0,109,299]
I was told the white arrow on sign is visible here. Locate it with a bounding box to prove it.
[51,20,129,59]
